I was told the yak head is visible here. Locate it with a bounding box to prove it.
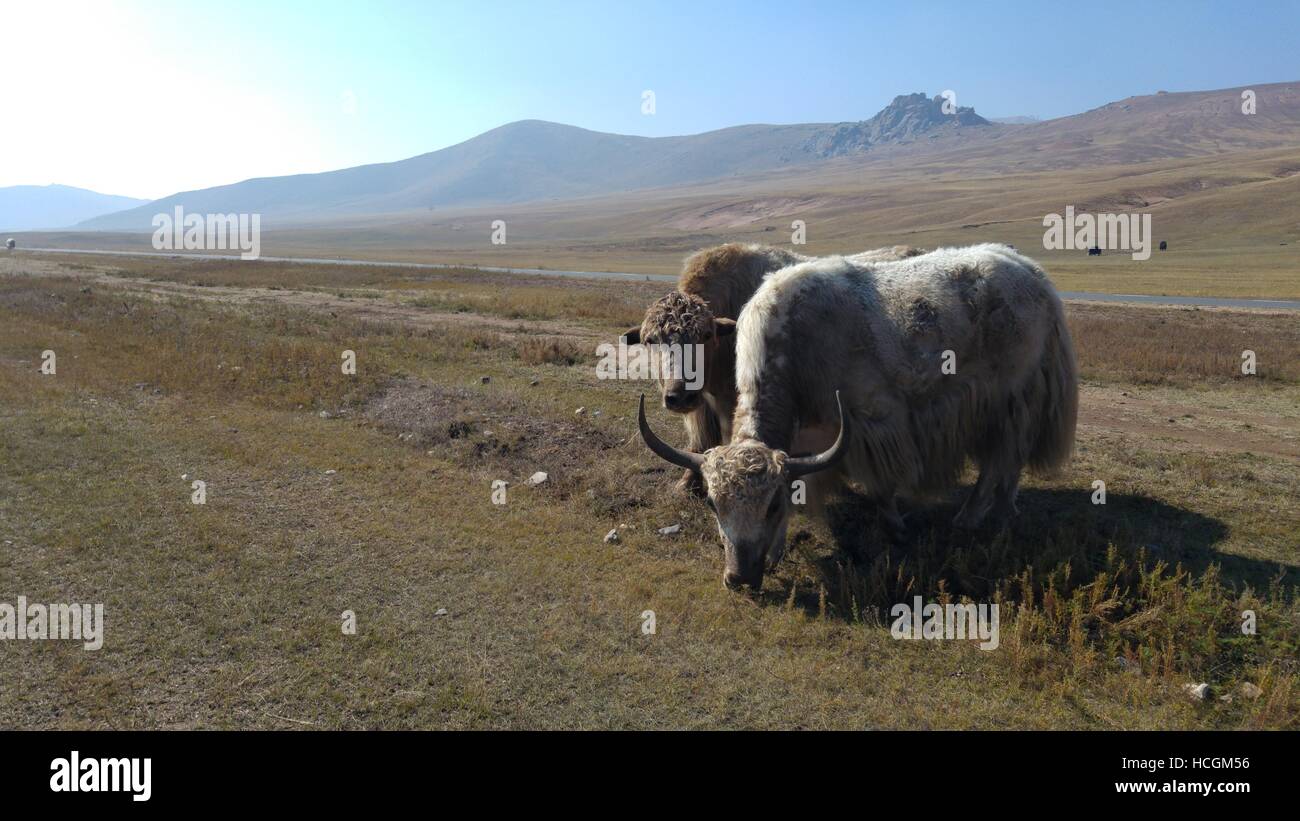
[623,291,734,413]
[638,392,847,591]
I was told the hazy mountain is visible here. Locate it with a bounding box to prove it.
[77,93,992,230]
[990,115,1040,124]
[911,81,1300,171]
[0,185,149,231]
[78,82,1300,231]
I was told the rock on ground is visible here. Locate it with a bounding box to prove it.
[1183,682,1212,701]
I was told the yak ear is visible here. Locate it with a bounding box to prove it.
[621,326,641,344]
[714,318,737,337]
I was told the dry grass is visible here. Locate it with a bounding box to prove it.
[19,251,1298,386]
[0,279,394,412]
[1,259,1297,729]
[26,252,657,327]
[1068,302,1300,384]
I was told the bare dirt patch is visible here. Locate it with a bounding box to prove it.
[1078,383,1300,463]
[361,379,626,492]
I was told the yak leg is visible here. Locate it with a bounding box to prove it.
[676,400,720,497]
[954,450,1020,530]
[954,468,996,530]
[792,469,839,517]
[677,470,705,496]
[991,473,1022,523]
[877,495,908,543]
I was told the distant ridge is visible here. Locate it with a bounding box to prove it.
[0,184,148,231]
[74,91,1002,230]
[76,81,1300,231]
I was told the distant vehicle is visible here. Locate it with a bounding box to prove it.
[1088,246,1101,256]
[5,239,14,250]
[1159,240,1168,251]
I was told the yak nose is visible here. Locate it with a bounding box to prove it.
[664,390,687,410]
[723,570,762,591]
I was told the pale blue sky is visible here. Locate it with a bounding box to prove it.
[2,0,1297,199]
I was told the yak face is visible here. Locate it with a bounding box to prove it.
[623,291,734,413]
[701,444,793,590]
[637,393,848,592]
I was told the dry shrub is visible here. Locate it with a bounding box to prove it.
[802,489,1299,724]
[515,336,584,366]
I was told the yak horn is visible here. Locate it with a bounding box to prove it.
[638,394,705,471]
[787,391,849,478]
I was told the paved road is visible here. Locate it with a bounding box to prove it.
[14,247,1300,309]
[17,247,678,283]
[1055,291,1300,310]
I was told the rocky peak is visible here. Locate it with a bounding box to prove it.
[808,92,991,157]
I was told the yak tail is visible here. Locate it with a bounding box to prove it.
[1028,304,1078,474]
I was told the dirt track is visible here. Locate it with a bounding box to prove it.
[14,247,1300,310]
[0,256,606,340]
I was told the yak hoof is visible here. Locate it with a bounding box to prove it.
[880,513,908,544]
[987,499,1019,531]
[952,507,986,531]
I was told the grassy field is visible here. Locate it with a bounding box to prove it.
[1,253,1297,729]
[15,144,1300,299]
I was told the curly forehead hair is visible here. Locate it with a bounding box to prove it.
[641,291,716,342]
[702,443,787,501]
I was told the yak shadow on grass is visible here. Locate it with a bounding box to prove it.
[776,484,1296,622]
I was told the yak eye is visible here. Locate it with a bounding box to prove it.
[767,494,782,517]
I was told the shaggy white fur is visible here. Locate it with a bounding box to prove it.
[733,242,1077,518]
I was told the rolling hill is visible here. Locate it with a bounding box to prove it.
[78,92,997,230]
[0,185,148,231]
[78,82,1300,233]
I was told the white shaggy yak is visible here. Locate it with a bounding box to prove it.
[638,243,1078,590]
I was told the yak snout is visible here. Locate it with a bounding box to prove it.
[662,380,702,412]
[723,566,764,592]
